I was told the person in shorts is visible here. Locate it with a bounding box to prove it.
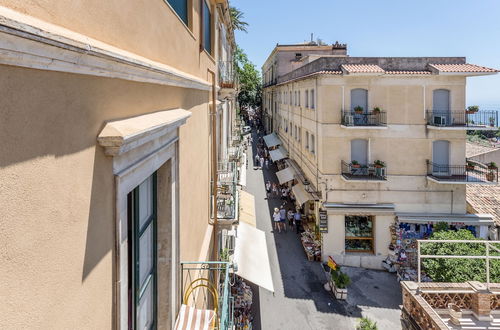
[265,180,271,198]
[279,206,287,232]
[294,210,302,234]
[287,209,294,229]
[272,208,281,233]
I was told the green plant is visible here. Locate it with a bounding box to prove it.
[421,229,500,282]
[357,317,378,330]
[372,107,381,113]
[434,222,449,232]
[374,160,386,168]
[331,270,351,289]
[489,117,496,127]
[487,162,498,169]
[354,106,364,113]
[351,160,359,165]
[466,105,479,113]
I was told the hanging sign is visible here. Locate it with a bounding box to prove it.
[319,209,328,233]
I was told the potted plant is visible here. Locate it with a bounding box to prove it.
[466,161,475,171]
[351,160,361,168]
[357,317,378,330]
[374,160,386,168]
[372,107,382,114]
[330,269,351,300]
[354,106,364,114]
[466,105,479,114]
[487,162,498,170]
[489,116,496,127]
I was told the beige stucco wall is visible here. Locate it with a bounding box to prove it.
[0,0,217,79]
[0,64,212,328]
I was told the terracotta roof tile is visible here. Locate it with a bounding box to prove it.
[467,185,500,226]
[385,70,432,75]
[429,63,498,73]
[466,142,498,158]
[341,64,385,74]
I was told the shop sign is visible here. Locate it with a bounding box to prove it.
[319,210,328,233]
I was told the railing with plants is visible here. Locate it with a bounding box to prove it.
[426,107,498,128]
[426,160,498,183]
[180,261,234,330]
[341,107,387,126]
[211,162,239,220]
[341,160,387,180]
[218,61,238,89]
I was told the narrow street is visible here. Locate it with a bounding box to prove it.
[244,128,402,330]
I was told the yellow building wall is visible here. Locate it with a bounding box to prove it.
[0,64,211,328]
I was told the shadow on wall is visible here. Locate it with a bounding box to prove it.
[82,146,115,282]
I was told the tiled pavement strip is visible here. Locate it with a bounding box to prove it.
[243,127,403,330]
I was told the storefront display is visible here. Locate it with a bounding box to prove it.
[345,216,374,252]
[301,220,322,261]
[233,276,253,330]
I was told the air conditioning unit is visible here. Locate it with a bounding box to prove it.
[433,116,447,126]
[344,115,354,126]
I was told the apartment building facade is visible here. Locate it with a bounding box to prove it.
[263,46,498,269]
[0,0,238,329]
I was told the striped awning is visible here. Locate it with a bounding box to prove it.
[276,167,295,184]
[269,147,287,162]
[174,304,216,330]
[396,212,495,225]
[263,133,282,148]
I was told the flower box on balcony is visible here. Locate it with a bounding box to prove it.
[486,172,496,182]
[351,160,360,168]
[354,106,364,114]
[487,162,498,170]
[466,105,479,115]
[330,280,348,300]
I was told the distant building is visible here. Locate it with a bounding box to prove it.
[262,41,498,269]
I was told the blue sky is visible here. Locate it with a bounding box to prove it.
[231,0,500,107]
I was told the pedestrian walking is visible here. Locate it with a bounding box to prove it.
[265,158,269,169]
[272,183,278,197]
[294,211,302,234]
[279,206,287,232]
[259,156,264,169]
[254,154,260,167]
[272,208,281,233]
[281,187,288,201]
[265,180,271,198]
[287,209,294,229]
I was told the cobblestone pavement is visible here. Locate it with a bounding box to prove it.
[244,128,402,330]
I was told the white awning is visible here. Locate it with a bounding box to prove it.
[292,183,314,206]
[276,167,296,184]
[234,222,274,292]
[396,213,495,225]
[238,191,256,227]
[269,147,287,162]
[263,133,281,148]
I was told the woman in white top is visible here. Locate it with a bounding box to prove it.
[272,207,282,233]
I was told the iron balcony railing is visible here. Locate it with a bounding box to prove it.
[211,162,239,220]
[218,61,238,89]
[341,160,387,180]
[341,110,387,127]
[426,159,498,183]
[180,261,234,330]
[426,110,498,128]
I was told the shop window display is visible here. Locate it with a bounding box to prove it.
[345,216,374,252]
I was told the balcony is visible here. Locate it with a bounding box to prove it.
[341,160,387,181]
[426,160,498,184]
[218,61,238,99]
[426,110,498,130]
[179,261,234,329]
[212,162,239,221]
[341,110,387,128]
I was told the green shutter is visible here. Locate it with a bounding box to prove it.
[167,0,188,25]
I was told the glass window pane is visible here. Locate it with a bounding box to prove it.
[139,225,154,286]
[138,176,153,229]
[203,1,211,54]
[345,216,373,237]
[345,239,373,251]
[137,280,154,330]
[167,0,188,25]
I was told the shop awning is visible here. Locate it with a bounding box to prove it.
[269,147,287,162]
[263,133,281,148]
[239,190,256,227]
[396,213,495,225]
[292,183,314,206]
[234,222,274,292]
[276,167,295,184]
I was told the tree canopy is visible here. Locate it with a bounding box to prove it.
[421,229,500,283]
[234,45,261,108]
[229,7,248,33]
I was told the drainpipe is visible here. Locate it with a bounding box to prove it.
[209,68,219,260]
[315,76,319,193]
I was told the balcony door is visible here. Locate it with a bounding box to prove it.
[351,88,368,125]
[432,140,449,175]
[351,139,368,166]
[432,89,450,125]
